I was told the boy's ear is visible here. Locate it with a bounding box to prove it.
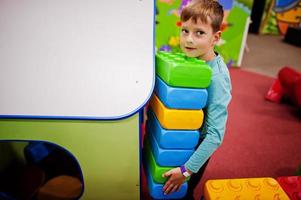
[213,30,222,45]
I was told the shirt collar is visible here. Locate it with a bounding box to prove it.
[206,52,220,67]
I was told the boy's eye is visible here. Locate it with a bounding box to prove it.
[196,31,205,36]
[181,29,188,34]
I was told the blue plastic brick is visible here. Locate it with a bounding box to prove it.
[155,76,208,109]
[147,109,200,149]
[144,160,188,199]
[148,133,194,167]
[24,142,54,164]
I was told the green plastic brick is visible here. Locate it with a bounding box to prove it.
[144,136,189,184]
[144,138,172,183]
[156,51,212,88]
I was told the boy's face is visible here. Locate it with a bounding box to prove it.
[180,18,221,61]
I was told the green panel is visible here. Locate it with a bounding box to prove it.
[156,0,181,50]
[215,5,249,66]
[237,0,254,10]
[0,115,140,200]
[156,51,212,88]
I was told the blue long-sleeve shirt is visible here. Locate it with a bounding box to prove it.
[184,54,232,173]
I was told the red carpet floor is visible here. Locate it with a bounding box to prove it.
[194,68,301,199]
[142,68,301,199]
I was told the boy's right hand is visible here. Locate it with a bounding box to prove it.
[162,167,186,195]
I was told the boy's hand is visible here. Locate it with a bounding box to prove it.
[162,167,186,195]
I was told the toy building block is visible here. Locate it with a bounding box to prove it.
[278,66,301,107]
[144,160,188,199]
[24,142,55,164]
[148,133,194,167]
[265,78,284,103]
[150,94,204,130]
[156,51,212,88]
[277,176,301,200]
[143,138,174,184]
[155,76,208,110]
[147,109,200,149]
[204,177,290,200]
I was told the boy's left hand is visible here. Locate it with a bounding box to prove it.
[162,167,186,195]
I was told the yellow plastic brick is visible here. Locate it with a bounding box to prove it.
[204,177,290,200]
[149,94,204,130]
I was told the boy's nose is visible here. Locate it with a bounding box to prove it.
[186,34,194,44]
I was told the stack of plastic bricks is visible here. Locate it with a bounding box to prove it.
[143,51,212,199]
[204,178,291,199]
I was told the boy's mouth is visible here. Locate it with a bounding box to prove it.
[185,47,196,51]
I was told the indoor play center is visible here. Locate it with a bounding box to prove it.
[0,0,301,200]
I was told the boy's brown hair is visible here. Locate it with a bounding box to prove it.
[180,0,224,32]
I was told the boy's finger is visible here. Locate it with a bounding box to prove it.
[170,184,178,194]
[163,180,172,191]
[164,183,174,195]
[162,170,172,177]
[177,184,182,192]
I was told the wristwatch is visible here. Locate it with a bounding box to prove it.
[180,165,191,177]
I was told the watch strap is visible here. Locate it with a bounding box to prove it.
[180,165,191,177]
[180,165,186,174]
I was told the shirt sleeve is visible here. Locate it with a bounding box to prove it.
[184,71,232,173]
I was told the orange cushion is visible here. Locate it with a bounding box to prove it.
[37,175,82,200]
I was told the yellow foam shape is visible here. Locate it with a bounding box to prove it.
[150,94,204,130]
[204,177,290,200]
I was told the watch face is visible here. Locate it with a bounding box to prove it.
[183,171,190,177]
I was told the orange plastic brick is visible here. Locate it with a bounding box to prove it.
[204,177,290,199]
[149,94,204,130]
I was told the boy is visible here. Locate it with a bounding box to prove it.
[162,0,232,199]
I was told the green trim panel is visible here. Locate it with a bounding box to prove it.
[0,115,140,199]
